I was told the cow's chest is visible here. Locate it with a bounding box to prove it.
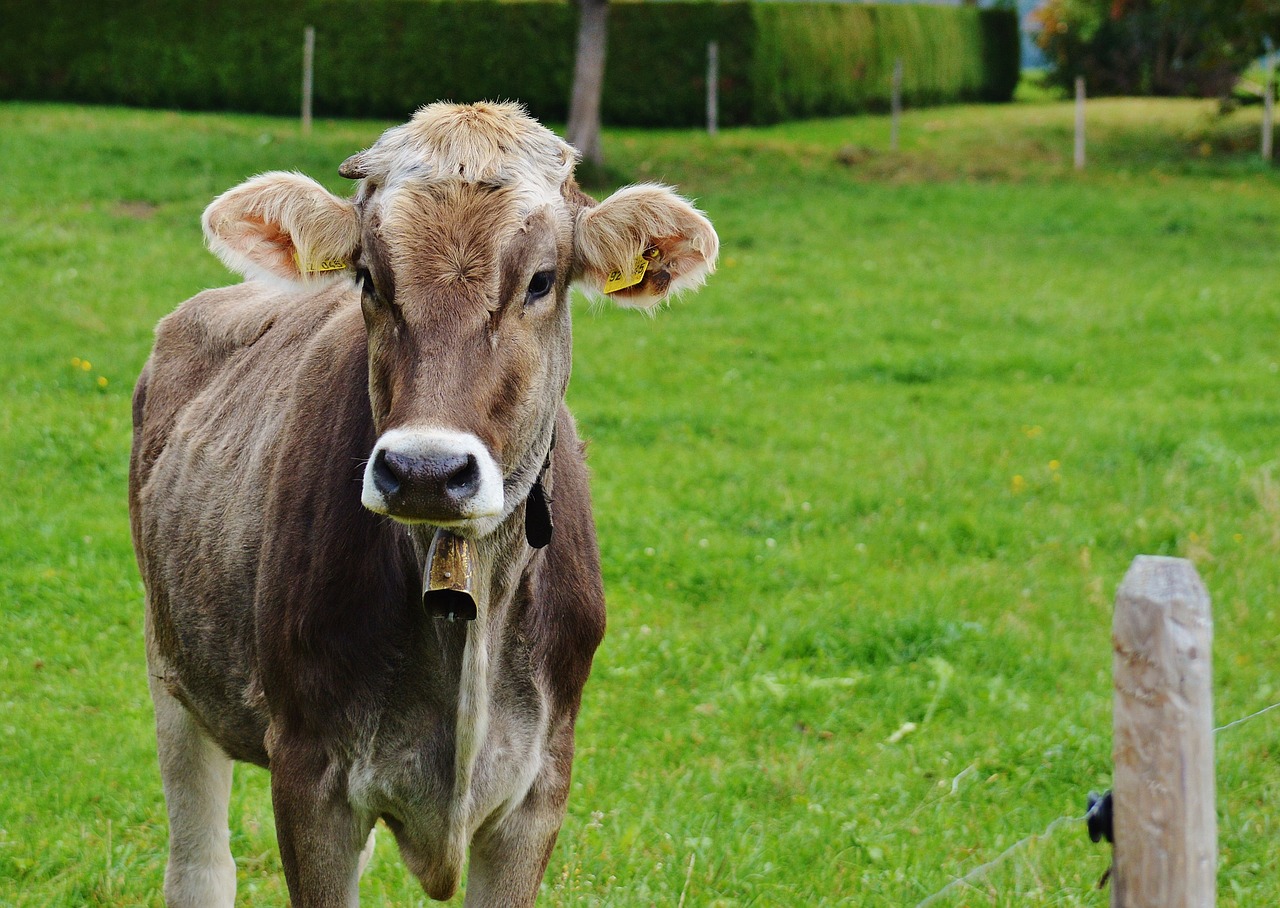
[346,639,552,853]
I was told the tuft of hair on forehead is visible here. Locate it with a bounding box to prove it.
[351,101,577,192]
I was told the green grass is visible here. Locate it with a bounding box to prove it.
[3,94,1280,906]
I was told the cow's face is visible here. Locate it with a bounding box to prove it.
[201,102,717,537]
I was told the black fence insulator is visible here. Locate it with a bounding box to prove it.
[1086,790,1113,844]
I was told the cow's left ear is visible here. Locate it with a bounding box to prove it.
[573,184,718,308]
[202,172,359,288]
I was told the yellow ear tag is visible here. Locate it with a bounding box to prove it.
[293,251,349,274]
[603,248,659,294]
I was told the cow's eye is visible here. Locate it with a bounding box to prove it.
[357,267,391,312]
[526,270,555,303]
[357,267,399,322]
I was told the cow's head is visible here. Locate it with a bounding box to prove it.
[201,102,717,539]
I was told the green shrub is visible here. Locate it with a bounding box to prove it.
[0,0,577,122]
[747,4,1016,123]
[603,2,755,128]
[0,0,1020,126]
[309,2,576,122]
[750,4,878,121]
[1032,0,1270,98]
[978,8,1022,102]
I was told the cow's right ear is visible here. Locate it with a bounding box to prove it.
[202,172,359,288]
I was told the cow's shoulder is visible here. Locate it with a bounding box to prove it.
[134,282,351,469]
[159,282,285,352]
[152,281,346,377]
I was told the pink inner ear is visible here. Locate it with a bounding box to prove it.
[243,216,298,276]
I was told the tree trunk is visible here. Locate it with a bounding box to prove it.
[567,0,609,169]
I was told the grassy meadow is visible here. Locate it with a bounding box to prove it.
[2,91,1280,905]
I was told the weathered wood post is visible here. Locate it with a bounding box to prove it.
[1074,76,1086,170]
[1111,556,1216,907]
[890,58,903,152]
[706,40,719,137]
[301,26,316,137]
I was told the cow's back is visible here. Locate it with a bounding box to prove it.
[129,281,362,763]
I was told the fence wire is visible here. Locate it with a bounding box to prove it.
[1215,700,1280,735]
[910,699,1280,907]
[914,813,1086,907]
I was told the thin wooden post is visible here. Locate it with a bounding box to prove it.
[301,26,316,137]
[706,40,719,137]
[890,58,903,152]
[1074,76,1086,170]
[1112,556,1216,908]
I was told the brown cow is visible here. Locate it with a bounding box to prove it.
[128,102,717,907]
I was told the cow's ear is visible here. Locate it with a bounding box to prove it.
[573,184,718,309]
[202,172,359,288]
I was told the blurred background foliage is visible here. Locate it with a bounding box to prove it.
[0,0,1020,126]
[1033,0,1280,98]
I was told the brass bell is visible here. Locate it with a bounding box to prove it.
[422,529,478,622]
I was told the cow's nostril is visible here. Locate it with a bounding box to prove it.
[372,449,404,498]
[446,454,481,499]
[365,439,496,523]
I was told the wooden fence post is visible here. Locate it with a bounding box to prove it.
[1111,556,1216,908]
[1074,76,1086,170]
[706,40,719,137]
[301,26,316,137]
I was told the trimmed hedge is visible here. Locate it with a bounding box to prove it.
[0,1,578,122]
[0,1,1019,127]
[750,4,992,122]
[978,7,1021,103]
[603,2,756,128]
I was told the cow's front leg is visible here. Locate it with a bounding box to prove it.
[269,737,370,908]
[149,671,237,908]
[464,758,572,907]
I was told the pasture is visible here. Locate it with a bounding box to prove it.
[2,94,1279,905]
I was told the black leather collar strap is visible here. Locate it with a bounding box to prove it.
[525,428,555,549]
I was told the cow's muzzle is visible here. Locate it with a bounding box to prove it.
[361,428,504,528]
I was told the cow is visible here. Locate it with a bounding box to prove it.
[128,101,718,907]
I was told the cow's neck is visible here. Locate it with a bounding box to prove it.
[411,507,538,824]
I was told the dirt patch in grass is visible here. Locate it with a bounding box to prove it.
[111,200,159,220]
